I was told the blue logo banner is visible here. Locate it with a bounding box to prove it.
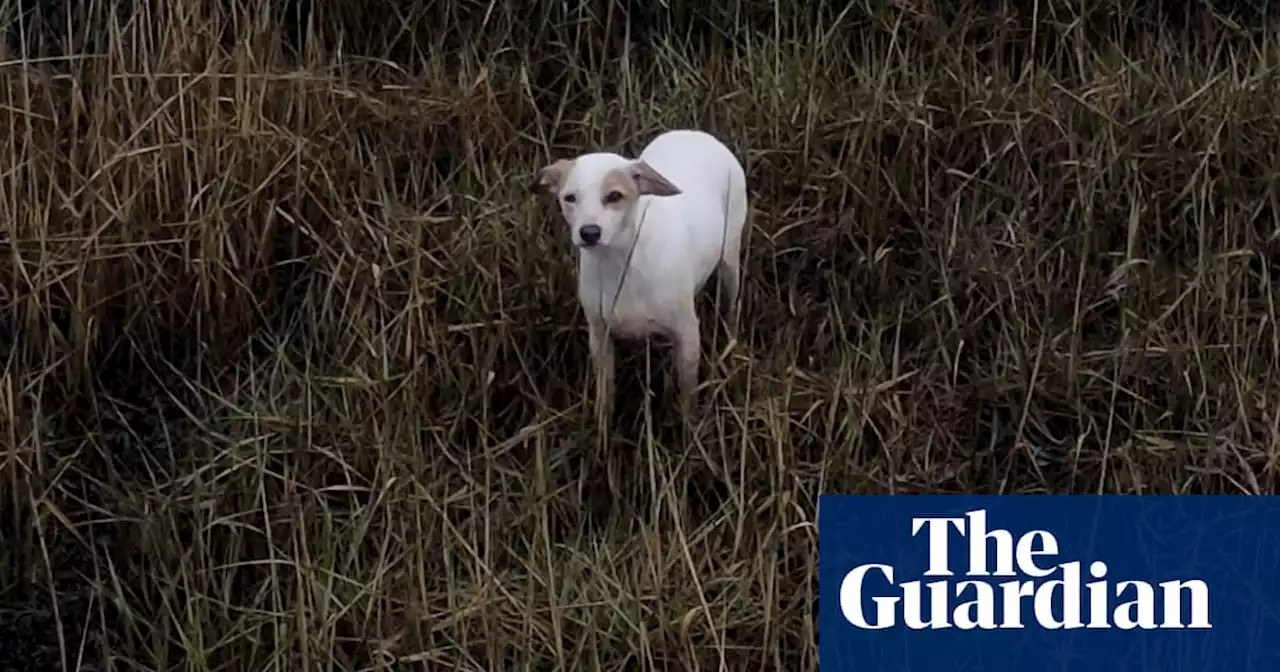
[818,495,1280,671]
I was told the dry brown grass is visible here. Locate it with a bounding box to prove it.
[1,0,1278,669]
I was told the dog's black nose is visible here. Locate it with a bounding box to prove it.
[579,224,602,245]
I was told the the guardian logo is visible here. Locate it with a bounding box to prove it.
[840,509,1212,631]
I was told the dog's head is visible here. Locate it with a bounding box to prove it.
[534,152,682,249]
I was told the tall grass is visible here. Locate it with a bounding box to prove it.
[1,0,1278,669]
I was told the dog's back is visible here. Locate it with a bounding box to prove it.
[635,130,748,290]
[639,130,746,214]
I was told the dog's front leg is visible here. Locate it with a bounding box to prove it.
[587,316,616,413]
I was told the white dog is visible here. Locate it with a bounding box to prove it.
[535,129,748,406]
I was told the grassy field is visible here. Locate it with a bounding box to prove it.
[1,0,1278,669]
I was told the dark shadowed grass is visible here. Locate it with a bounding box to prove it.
[1,0,1278,669]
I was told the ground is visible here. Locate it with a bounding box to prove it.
[1,1,1278,670]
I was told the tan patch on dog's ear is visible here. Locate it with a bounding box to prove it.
[600,169,639,209]
[630,160,681,197]
[534,158,574,194]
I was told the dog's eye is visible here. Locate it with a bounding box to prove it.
[563,194,576,204]
[603,191,624,204]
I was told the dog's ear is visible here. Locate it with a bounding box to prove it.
[533,158,574,194]
[630,160,681,197]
